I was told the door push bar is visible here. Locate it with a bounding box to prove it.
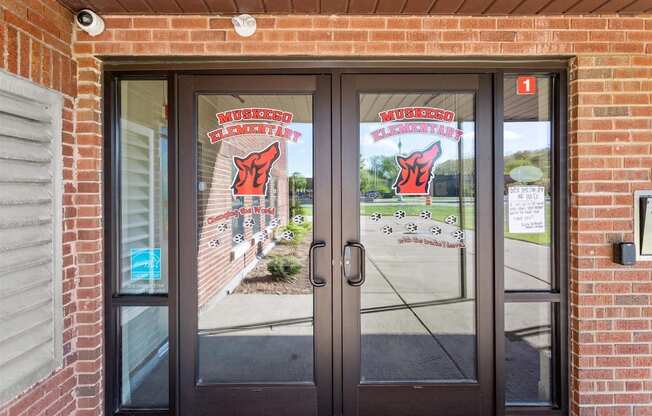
[309,241,327,287]
[343,241,366,287]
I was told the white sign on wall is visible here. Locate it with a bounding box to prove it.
[508,185,546,234]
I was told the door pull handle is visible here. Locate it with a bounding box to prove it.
[343,241,366,287]
[309,241,327,287]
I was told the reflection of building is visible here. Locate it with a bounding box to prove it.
[197,135,289,309]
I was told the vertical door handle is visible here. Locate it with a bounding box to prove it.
[309,241,327,287]
[343,241,366,287]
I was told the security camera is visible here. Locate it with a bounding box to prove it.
[76,9,105,37]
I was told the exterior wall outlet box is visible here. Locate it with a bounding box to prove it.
[613,242,636,266]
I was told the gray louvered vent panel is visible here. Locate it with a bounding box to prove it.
[0,70,63,406]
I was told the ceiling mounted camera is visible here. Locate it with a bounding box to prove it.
[76,9,105,37]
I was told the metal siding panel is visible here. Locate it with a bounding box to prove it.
[596,0,646,12]
[457,0,497,13]
[375,0,407,13]
[348,0,377,13]
[619,0,652,12]
[264,0,293,12]
[430,0,466,13]
[484,0,526,13]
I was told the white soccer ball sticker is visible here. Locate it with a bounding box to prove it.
[431,226,442,236]
[292,215,304,225]
[217,223,228,232]
[281,230,295,241]
[394,210,406,220]
[370,212,382,222]
[208,239,220,247]
[452,229,465,241]
[420,210,432,220]
[444,215,457,225]
[270,217,281,228]
[406,223,418,233]
[244,217,255,228]
[382,225,393,235]
[232,233,245,244]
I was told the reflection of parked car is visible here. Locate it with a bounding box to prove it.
[361,190,379,202]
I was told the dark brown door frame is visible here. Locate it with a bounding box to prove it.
[340,74,494,416]
[177,74,333,416]
[103,61,568,416]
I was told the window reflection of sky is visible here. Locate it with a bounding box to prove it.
[265,120,551,177]
[360,121,476,169]
[504,122,551,156]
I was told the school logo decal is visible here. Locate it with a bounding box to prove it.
[392,141,442,196]
[231,141,281,197]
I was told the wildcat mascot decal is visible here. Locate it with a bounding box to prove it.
[231,141,281,197]
[392,141,442,196]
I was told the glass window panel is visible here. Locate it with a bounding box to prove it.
[505,302,553,405]
[120,306,169,408]
[119,80,169,294]
[358,93,477,382]
[196,95,314,383]
[503,75,553,291]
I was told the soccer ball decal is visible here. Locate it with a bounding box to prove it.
[382,225,393,235]
[420,210,432,220]
[406,223,418,233]
[394,210,406,220]
[452,229,465,241]
[233,233,245,244]
[281,230,295,241]
[431,226,442,236]
[270,217,281,228]
[217,223,228,232]
[244,217,255,228]
[255,230,269,243]
[208,239,220,247]
[444,215,457,225]
[292,215,304,225]
[371,213,382,222]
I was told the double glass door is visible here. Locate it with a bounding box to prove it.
[178,73,494,416]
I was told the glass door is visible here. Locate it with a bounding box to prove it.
[341,74,494,416]
[178,75,332,416]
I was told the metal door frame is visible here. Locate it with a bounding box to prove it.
[177,74,333,416]
[103,61,568,416]
[340,73,495,416]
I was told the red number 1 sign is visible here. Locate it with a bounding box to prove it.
[517,76,537,95]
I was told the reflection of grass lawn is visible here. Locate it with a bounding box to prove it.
[302,202,550,245]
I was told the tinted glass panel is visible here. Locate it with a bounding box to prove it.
[358,93,477,382]
[120,306,169,408]
[505,302,553,405]
[196,95,314,383]
[119,80,169,294]
[503,75,552,291]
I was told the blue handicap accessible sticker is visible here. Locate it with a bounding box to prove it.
[130,248,161,280]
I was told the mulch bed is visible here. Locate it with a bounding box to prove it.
[232,233,312,295]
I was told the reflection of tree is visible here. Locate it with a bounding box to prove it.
[504,149,550,185]
[289,172,306,216]
[360,155,399,196]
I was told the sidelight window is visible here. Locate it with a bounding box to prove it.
[110,78,171,411]
[502,74,565,410]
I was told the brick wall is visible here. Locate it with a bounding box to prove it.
[73,13,652,416]
[0,1,103,416]
[1,5,652,416]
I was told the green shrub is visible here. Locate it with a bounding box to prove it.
[267,255,302,282]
